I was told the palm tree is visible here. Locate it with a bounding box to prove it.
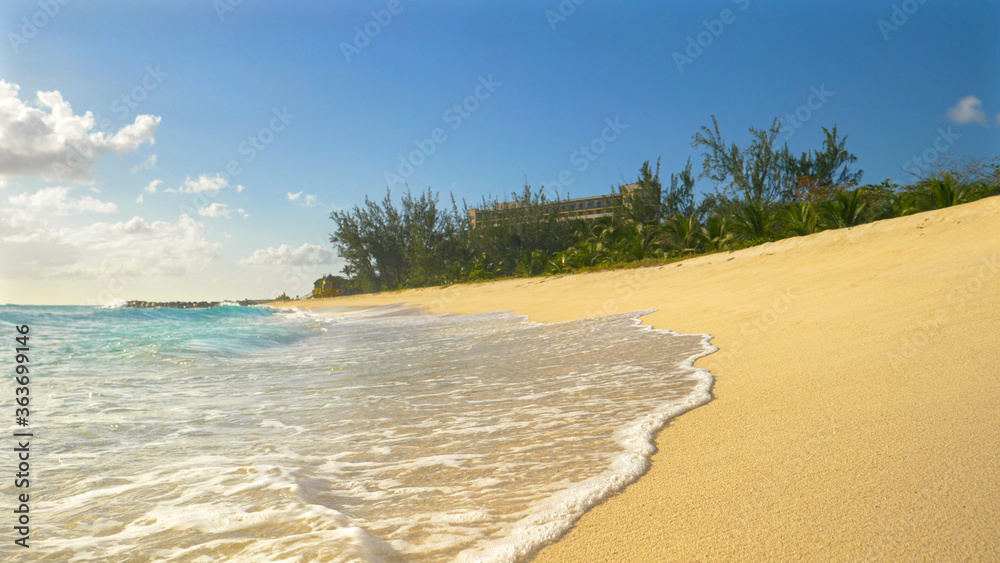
[664,213,705,255]
[819,187,868,229]
[703,214,735,253]
[444,261,466,283]
[732,200,778,243]
[589,223,620,256]
[777,201,820,237]
[882,191,924,219]
[926,174,971,209]
[545,251,572,274]
[556,241,601,270]
[515,250,547,277]
[617,221,662,262]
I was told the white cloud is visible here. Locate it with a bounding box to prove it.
[947,96,988,126]
[0,212,220,280]
[197,203,229,217]
[0,80,161,183]
[131,154,157,172]
[136,179,161,204]
[179,174,244,194]
[241,243,334,267]
[180,174,226,193]
[196,204,249,219]
[6,187,117,215]
[287,191,319,207]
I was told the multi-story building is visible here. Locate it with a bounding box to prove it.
[468,184,640,228]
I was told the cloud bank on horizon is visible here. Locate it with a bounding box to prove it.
[0,79,335,304]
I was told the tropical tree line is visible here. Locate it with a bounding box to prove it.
[328,116,1000,293]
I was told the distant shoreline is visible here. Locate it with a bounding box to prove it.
[124,299,273,309]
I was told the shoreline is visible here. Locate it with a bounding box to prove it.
[271,197,1000,560]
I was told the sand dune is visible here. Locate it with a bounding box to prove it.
[275,196,1000,560]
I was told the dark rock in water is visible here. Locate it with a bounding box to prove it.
[125,299,270,309]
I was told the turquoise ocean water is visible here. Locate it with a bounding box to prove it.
[0,304,714,562]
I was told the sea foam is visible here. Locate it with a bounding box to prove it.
[0,304,715,562]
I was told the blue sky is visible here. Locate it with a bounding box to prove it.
[1,0,998,304]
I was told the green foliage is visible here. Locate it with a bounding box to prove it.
[515,250,548,277]
[925,174,972,209]
[703,214,735,253]
[692,115,793,204]
[619,159,663,224]
[881,191,924,219]
[786,126,863,200]
[732,200,779,242]
[664,213,705,255]
[545,218,662,273]
[329,191,403,292]
[776,201,820,237]
[664,157,696,216]
[819,187,870,229]
[329,188,468,291]
[323,117,999,295]
[617,222,663,262]
[467,183,580,278]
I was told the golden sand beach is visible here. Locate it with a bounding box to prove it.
[273,196,1000,560]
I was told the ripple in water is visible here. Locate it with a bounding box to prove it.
[0,306,715,562]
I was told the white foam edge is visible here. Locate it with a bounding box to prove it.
[247,304,718,562]
[452,308,717,563]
